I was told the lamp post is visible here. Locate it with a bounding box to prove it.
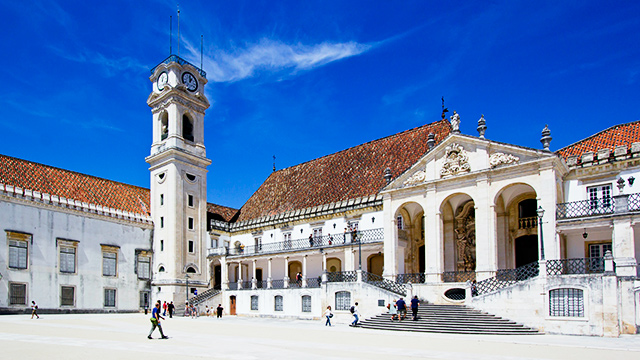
[536,206,545,261]
[185,273,190,302]
[358,230,362,270]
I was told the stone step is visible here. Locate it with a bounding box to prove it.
[357,304,540,335]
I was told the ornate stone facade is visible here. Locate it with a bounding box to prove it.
[404,170,427,186]
[440,143,470,177]
[489,152,519,168]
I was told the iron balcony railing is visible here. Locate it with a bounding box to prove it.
[556,197,614,219]
[442,271,476,283]
[473,261,540,296]
[326,270,357,283]
[362,271,406,296]
[216,228,384,257]
[546,257,606,275]
[396,273,425,284]
[151,54,207,77]
[306,277,322,288]
[228,282,238,290]
[271,279,285,289]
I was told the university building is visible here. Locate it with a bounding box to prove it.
[1,55,639,336]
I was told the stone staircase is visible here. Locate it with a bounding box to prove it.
[356,304,540,335]
[189,288,221,306]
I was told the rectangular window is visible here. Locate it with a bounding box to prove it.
[397,215,404,230]
[254,237,262,251]
[104,288,116,307]
[160,217,164,228]
[103,251,117,276]
[160,194,164,206]
[274,295,283,311]
[313,228,322,239]
[188,217,194,230]
[140,291,150,308]
[9,239,28,269]
[211,238,218,248]
[588,184,612,213]
[188,194,194,207]
[284,233,292,249]
[137,256,151,279]
[251,295,259,310]
[60,246,76,273]
[188,240,194,253]
[160,240,164,251]
[302,295,312,312]
[549,288,584,317]
[61,286,75,306]
[9,283,27,305]
[335,291,351,311]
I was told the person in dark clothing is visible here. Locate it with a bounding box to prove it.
[410,295,420,320]
[396,298,407,321]
[167,301,175,318]
[216,304,224,318]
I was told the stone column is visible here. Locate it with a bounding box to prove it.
[474,175,497,281]
[220,256,228,290]
[383,193,398,280]
[538,163,558,260]
[237,262,243,290]
[267,257,273,289]
[302,255,308,287]
[344,248,355,271]
[424,184,442,282]
[612,218,637,276]
[321,252,328,284]
[283,256,290,288]
[251,259,257,289]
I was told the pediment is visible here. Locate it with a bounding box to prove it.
[385,134,556,190]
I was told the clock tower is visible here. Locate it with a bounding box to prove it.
[146,55,211,305]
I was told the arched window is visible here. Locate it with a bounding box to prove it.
[160,112,169,140]
[251,295,259,311]
[182,114,194,142]
[549,288,584,317]
[335,291,350,311]
[301,295,311,312]
[158,266,165,272]
[186,267,196,273]
[274,295,283,311]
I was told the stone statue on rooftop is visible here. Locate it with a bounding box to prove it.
[450,111,460,134]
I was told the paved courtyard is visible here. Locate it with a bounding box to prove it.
[0,313,639,359]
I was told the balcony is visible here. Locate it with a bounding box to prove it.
[207,228,384,258]
[556,193,640,220]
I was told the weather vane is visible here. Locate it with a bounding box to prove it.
[441,96,449,120]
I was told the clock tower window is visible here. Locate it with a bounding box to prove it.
[160,112,168,141]
[182,114,194,142]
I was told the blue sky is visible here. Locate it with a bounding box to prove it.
[1,1,639,209]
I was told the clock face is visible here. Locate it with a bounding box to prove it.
[157,72,168,91]
[182,72,198,92]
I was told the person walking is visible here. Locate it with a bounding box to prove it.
[350,302,360,327]
[410,295,420,321]
[216,304,224,318]
[396,298,407,321]
[162,301,167,316]
[324,306,333,326]
[388,299,398,321]
[148,302,169,339]
[30,301,39,319]
[167,301,174,318]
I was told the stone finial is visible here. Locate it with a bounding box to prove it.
[427,133,436,149]
[450,111,460,134]
[477,114,487,139]
[540,124,552,151]
[384,167,393,184]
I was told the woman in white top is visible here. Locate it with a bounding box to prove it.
[388,299,398,321]
[324,306,333,326]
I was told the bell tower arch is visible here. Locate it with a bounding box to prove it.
[146,55,211,305]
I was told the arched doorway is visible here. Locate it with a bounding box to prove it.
[367,253,384,276]
[326,258,341,273]
[395,202,425,274]
[288,261,302,279]
[515,235,539,267]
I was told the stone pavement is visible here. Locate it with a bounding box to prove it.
[0,313,639,359]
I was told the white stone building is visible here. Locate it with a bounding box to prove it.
[1,54,639,336]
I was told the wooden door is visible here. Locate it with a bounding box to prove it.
[230,296,236,315]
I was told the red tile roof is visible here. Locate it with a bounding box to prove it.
[207,202,239,222]
[0,154,236,221]
[235,119,452,222]
[557,121,640,159]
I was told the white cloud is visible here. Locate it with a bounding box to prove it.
[185,39,372,83]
